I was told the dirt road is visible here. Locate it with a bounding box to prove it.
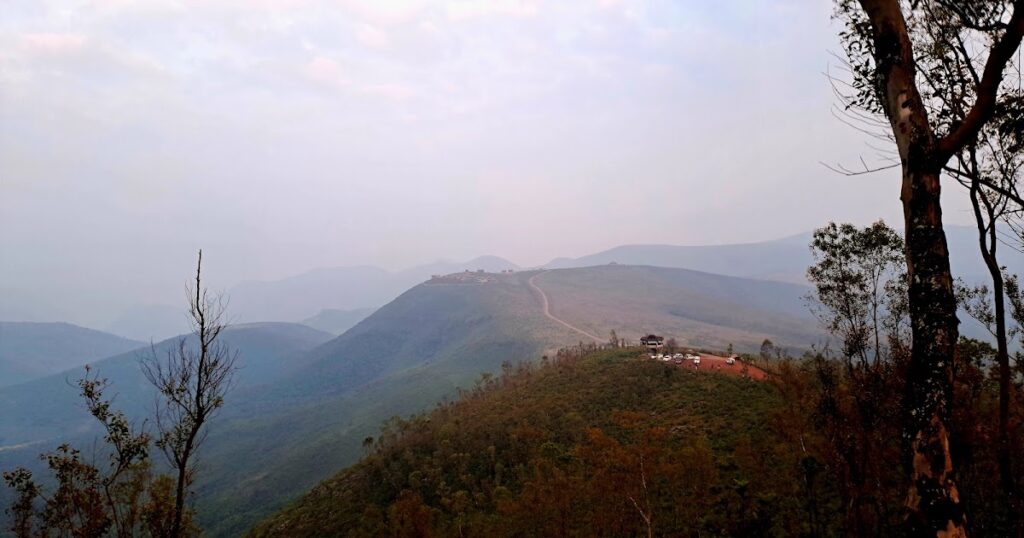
[527,272,603,343]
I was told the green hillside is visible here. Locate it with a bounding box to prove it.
[250,348,817,537]
[0,322,144,387]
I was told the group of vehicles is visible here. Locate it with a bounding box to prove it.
[648,352,739,366]
[650,352,701,365]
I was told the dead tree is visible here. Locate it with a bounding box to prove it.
[142,250,237,538]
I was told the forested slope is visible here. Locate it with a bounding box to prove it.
[250,348,818,537]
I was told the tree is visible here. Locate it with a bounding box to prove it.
[882,6,1024,520]
[2,371,161,538]
[609,329,620,348]
[759,339,775,362]
[142,250,237,538]
[835,2,1024,532]
[2,469,39,538]
[953,132,1024,529]
[807,221,905,368]
[806,221,909,533]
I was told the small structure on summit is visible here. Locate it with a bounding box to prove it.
[640,334,664,352]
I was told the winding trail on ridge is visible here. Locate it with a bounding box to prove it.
[527,271,603,343]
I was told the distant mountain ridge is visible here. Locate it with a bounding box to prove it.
[0,321,335,526]
[546,225,1022,285]
[0,322,333,449]
[0,322,145,387]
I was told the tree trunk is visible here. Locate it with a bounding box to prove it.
[171,440,195,538]
[901,166,965,537]
[855,1,967,533]
[970,180,1020,532]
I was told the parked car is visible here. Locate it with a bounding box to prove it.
[692,356,701,365]
[726,356,736,365]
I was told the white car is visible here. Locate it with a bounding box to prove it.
[692,356,701,365]
[726,356,736,365]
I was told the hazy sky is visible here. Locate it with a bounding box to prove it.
[0,0,979,325]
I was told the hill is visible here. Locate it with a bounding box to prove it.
[0,322,144,387]
[531,265,818,351]
[249,348,809,537]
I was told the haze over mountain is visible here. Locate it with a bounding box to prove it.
[0,322,144,387]
[0,322,333,451]
[102,303,191,343]
[219,255,519,323]
[0,263,824,535]
[300,307,377,335]
[548,225,1024,286]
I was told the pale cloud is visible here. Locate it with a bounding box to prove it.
[362,82,414,100]
[301,54,348,88]
[355,22,390,48]
[1,0,954,329]
[444,0,540,20]
[18,31,88,53]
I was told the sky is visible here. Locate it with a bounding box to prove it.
[0,0,980,327]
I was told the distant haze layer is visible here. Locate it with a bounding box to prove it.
[2,0,991,337]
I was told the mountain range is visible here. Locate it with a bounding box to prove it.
[0,262,822,535]
[17,225,1013,343]
[2,225,1018,534]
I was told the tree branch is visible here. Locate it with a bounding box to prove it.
[938,1,1024,158]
